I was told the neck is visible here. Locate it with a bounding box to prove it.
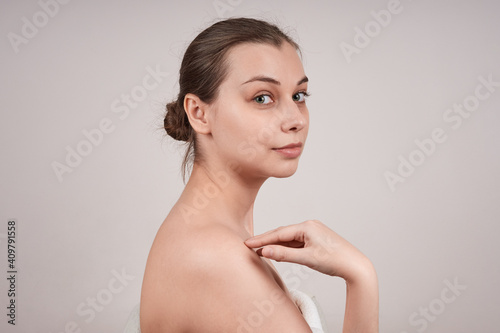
[177,161,267,236]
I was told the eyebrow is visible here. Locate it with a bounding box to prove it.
[242,75,309,86]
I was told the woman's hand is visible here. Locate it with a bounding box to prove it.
[245,220,379,332]
[244,219,374,282]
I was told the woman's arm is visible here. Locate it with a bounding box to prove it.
[343,260,379,332]
[244,220,379,333]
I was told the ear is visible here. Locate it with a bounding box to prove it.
[183,93,211,135]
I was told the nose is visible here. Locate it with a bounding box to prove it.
[280,100,308,133]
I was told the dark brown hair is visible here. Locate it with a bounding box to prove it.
[164,17,300,181]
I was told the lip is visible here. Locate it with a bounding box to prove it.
[272,142,303,158]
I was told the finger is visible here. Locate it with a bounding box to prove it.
[246,231,304,248]
[245,224,303,245]
[259,245,309,266]
[244,224,305,248]
[254,241,304,257]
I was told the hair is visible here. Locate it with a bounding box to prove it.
[163,17,300,181]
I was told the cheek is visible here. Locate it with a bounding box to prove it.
[252,112,283,147]
[255,126,276,149]
[226,106,272,145]
[212,105,259,155]
[243,112,279,153]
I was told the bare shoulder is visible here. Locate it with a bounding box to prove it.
[140,219,312,333]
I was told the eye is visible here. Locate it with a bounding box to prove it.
[292,91,309,102]
[254,94,273,105]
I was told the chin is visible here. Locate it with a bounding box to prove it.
[270,162,300,178]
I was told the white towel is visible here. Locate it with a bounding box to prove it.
[123,289,325,332]
[289,289,326,333]
[123,303,140,333]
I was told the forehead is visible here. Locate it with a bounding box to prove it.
[223,42,305,84]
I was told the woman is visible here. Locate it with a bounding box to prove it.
[140,17,378,332]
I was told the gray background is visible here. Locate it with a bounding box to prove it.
[1,0,499,332]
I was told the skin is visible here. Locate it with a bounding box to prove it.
[140,41,378,332]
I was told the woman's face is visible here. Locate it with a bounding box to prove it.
[207,41,309,180]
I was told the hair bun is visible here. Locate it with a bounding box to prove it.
[164,101,191,142]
